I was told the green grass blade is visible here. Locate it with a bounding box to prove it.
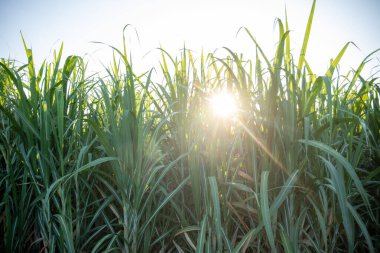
[260,171,277,253]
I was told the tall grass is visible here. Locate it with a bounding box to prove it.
[1,1,379,252]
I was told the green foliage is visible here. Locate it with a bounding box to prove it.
[1,1,379,252]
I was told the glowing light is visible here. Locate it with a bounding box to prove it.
[210,91,237,118]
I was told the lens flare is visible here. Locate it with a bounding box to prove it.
[210,91,237,118]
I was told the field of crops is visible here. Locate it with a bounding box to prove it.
[1,1,379,252]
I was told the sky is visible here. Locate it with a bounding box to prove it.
[1,0,380,76]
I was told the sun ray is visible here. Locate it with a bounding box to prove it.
[236,119,287,173]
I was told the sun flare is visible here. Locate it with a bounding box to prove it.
[210,91,237,118]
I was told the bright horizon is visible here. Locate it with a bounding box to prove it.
[1,0,379,76]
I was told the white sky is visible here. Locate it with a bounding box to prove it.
[1,0,379,76]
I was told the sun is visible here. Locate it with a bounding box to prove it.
[210,91,237,119]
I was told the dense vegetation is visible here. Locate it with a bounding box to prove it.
[1,1,379,252]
